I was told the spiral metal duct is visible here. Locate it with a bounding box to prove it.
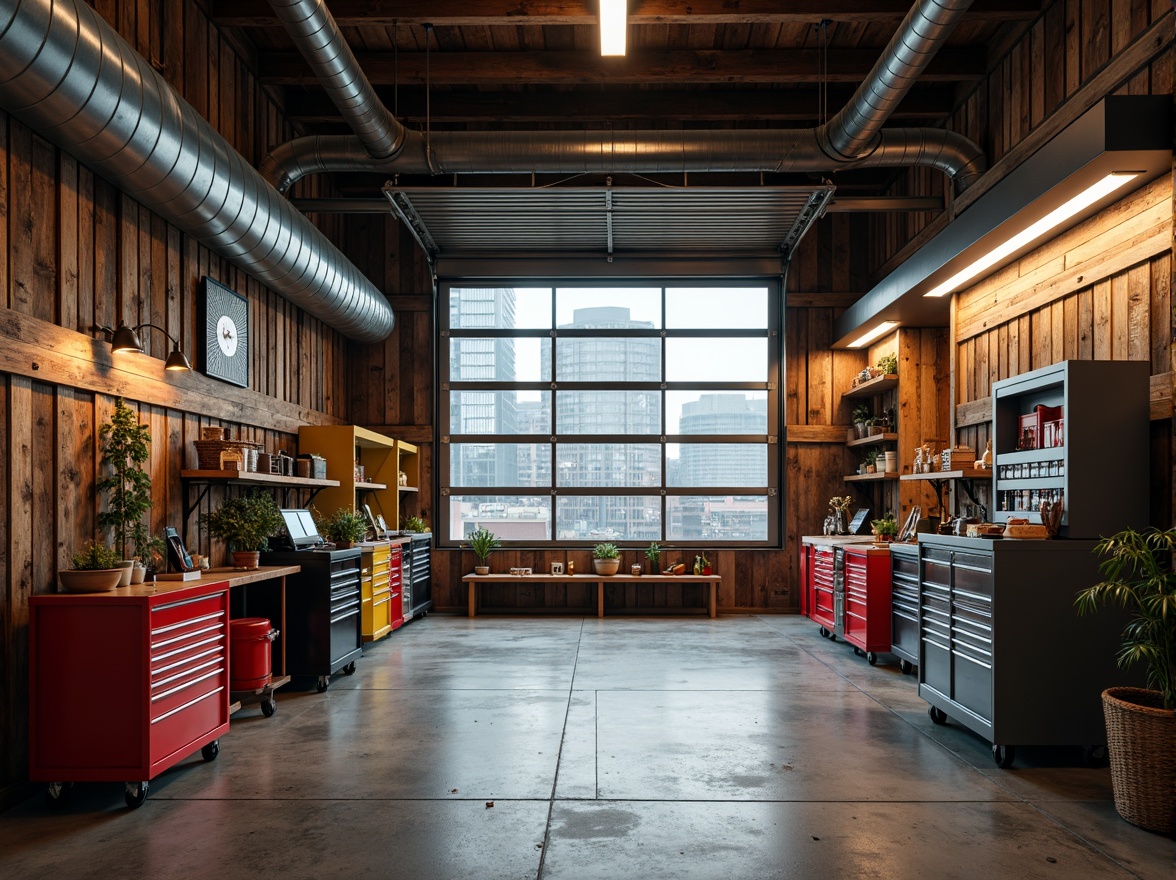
[260,0,985,194]
[0,0,394,343]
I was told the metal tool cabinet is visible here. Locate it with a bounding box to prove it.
[888,542,919,675]
[842,545,892,665]
[917,534,1135,768]
[29,580,231,808]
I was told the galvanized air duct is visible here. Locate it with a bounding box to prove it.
[0,0,394,343]
[260,0,985,193]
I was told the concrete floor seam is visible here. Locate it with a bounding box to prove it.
[536,617,587,880]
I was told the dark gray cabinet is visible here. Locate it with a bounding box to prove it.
[888,542,919,674]
[916,534,1136,767]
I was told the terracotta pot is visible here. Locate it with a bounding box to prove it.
[59,568,124,592]
[474,565,490,575]
[231,550,261,570]
[593,558,620,576]
[335,539,354,549]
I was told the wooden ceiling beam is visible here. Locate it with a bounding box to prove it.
[259,49,985,86]
[283,87,957,124]
[217,0,1043,28]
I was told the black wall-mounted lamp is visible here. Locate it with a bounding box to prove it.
[93,322,192,371]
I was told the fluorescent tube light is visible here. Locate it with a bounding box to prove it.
[600,0,626,56]
[923,171,1140,298]
[848,321,899,349]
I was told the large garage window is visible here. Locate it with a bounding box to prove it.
[440,281,780,546]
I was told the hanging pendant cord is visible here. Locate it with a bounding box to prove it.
[424,22,435,172]
[393,20,399,118]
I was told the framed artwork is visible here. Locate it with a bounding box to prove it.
[550,562,564,575]
[201,276,249,387]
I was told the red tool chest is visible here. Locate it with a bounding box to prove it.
[807,545,836,633]
[842,545,893,664]
[389,544,404,630]
[29,579,231,808]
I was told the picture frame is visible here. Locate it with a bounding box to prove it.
[200,276,250,387]
[550,562,564,575]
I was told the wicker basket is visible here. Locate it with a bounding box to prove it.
[193,439,261,471]
[1102,687,1176,833]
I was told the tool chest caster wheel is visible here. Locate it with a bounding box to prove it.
[261,697,277,717]
[317,676,330,692]
[992,744,1016,768]
[124,781,149,808]
[45,782,72,809]
[867,652,878,666]
[899,659,913,675]
[201,740,220,762]
[928,705,947,725]
[343,661,357,675]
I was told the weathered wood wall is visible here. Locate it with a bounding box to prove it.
[0,0,356,808]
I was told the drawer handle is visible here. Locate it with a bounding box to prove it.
[151,685,225,724]
[151,667,225,703]
[152,610,225,637]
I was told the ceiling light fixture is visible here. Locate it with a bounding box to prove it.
[848,321,900,350]
[831,96,1170,348]
[94,322,193,371]
[600,0,627,56]
[922,172,1139,298]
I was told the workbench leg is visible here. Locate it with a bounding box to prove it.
[278,577,288,675]
[597,581,604,618]
[468,582,476,618]
[709,581,716,619]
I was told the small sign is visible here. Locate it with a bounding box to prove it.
[550,562,564,575]
[848,508,871,535]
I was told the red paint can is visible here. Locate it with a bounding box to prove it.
[229,618,276,692]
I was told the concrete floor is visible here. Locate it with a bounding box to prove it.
[2,614,1173,879]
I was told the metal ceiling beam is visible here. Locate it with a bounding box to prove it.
[216,0,1041,27]
[284,86,958,124]
[259,48,986,86]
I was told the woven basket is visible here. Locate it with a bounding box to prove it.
[1102,687,1176,833]
[193,439,261,471]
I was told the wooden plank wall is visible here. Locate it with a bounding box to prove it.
[872,0,1173,275]
[952,174,1173,524]
[0,0,358,808]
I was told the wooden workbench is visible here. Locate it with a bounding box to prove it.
[462,572,721,619]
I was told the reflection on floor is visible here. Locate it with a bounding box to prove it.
[2,615,1173,879]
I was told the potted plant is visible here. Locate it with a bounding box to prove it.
[97,398,153,585]
[1075,527,1176,833]
[852,403,871,440]
[593,542,621,576]
[876,352,898,376]
[871,513,898,543]
[401,514,430,534]
[645,541,662,575]
[202,493,284,570]
[467,527,500,575]
[324,508,369,549]
[863,449,878,474]
[58,541,124,592]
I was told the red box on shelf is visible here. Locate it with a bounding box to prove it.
[1018,405,1064,450]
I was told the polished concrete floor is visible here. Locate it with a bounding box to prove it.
[2,614,1173,879]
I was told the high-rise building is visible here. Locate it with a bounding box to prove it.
[678,393,767,486]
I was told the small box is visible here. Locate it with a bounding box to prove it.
[510,567,532,576]
[941,446,975,472]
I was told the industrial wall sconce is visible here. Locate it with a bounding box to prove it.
[92,322,192,371]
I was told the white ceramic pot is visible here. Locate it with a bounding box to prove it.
[116,560,135,586]
[59,568,124,592]
[129,562,147,584]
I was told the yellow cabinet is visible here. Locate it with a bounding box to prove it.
[360,541,393,642]
[297,425,418,530]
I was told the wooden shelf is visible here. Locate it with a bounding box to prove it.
[900,468,990,482]
[180,469,340,489]
[847,432,898,448]
[844,472,897,483]
[399,485,419,493]
[841,374,898,399]
[355,481,387,491]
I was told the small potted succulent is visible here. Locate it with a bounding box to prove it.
[401,514,430,534]
[59,541,125,592]
[876,352,898,376]
[871,513,898,543]
[324,508,369,549]
[852,403,872,440]
[644,541,662,575]
[467,527,500,575]
[593,542,621,576]
[863,449,879,474]
[202,493,284,570]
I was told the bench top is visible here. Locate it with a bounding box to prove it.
[463,572,720,583]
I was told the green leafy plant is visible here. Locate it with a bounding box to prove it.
[70,540,122,571]
[97,398,153,560]
[862,449,879,467]
[852,403,872,425]
[323,508,369,544]
[202,493,284,552]
[466,527,501,564]
[402,514,430,533]
[876,353,898,375]
[1075,528,1176,710]
[872,512,898,540]
[593,542,620,560]
[645,542,662,565]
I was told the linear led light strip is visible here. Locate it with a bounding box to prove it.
[923,171,1141,298]
[600,0,627,56]
[848,321,899,350]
